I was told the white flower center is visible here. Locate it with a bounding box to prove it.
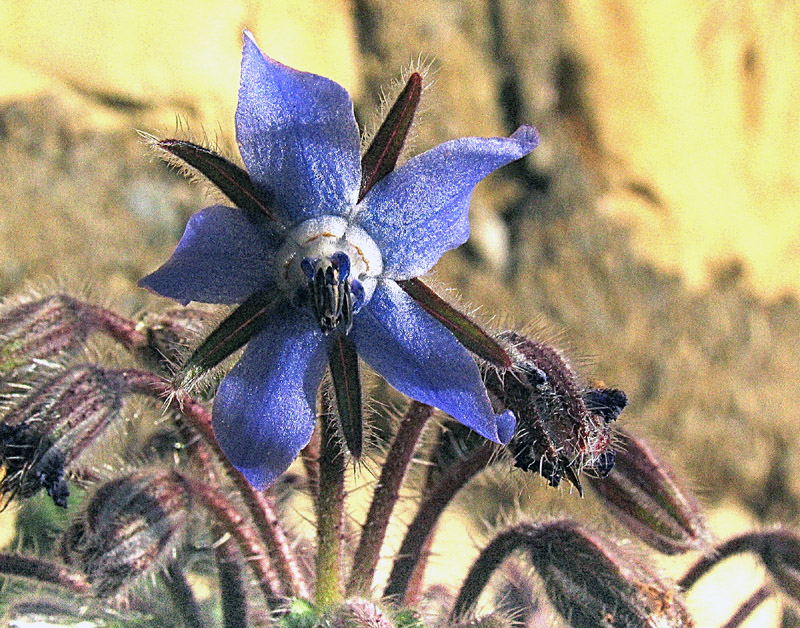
[274,216,383,304]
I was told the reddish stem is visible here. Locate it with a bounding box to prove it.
[0,553,90,594]
[123,369,310,600]
[185,477,284,601]
[721,585,772,628]
[383,442,496,602]
[348,401,434,595]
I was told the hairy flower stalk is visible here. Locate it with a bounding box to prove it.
[316,393,347,608]
[140,31,536,489]
[163,560,206,628]
[384,441,497,602]
[452,519,693,627]
[183,471,287,603]
[123,369,310,599]
[679,528,800,607]
[721,586,773,628]
[483,331,622,491]
[588,428,709,555]
[0,553,90,593]
[348,400,435,596]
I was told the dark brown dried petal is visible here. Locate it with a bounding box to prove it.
[483,331,619,489]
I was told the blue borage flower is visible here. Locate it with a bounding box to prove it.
[140,31,539,488]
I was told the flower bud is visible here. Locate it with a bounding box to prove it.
[454,519,693,627]
[61,469,192,597]
[0,365,129,507]
[588,429,710,555]
[759,528,800,604]
[0,295,91,374]
[484,332,623,492]
[325,599,396,628]
[524,520,693,628]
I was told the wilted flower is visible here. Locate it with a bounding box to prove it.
[483,331,622,492]
[140,31,538,487]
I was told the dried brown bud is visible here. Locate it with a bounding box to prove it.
[588,429,710,555]
[0,365,129,507]
[454,519,693,628]
[484,332,623,492]
[61,469,192,597]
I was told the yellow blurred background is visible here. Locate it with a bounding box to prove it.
[0,1,798,626]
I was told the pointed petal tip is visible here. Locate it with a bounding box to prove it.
[496,409,517,445]
[511,125,540,150]
[237,464,276,490]
[137,273,191,306]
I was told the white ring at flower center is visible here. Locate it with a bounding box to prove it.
[274,216,383,303]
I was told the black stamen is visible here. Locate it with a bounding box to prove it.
[308,257,355,335]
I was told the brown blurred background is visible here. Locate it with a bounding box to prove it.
[0,1,798,625]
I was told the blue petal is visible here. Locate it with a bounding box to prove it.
[355,126,539,279]
[212,303,328,488]
[236,31,361,226]
[350,280,515,444]
[139,205,279,305]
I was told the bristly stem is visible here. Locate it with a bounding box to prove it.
[122,369,310,600]
[678,532,766,590]
[186,476,284,602]
[0,553,90,594]
[315,393,346,608]
[721,585,772,628]
[383,441,497,602]
[347,401,434,596]
[214,533,249,628]
[450,524,540,619]
[82,302,149,353]
[301,425,321,498]
[402,422,444,606]
[164,561,206,628]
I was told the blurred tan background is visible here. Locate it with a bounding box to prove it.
[0,1,799,625]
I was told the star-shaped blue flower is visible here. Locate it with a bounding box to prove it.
[141,32,539,488]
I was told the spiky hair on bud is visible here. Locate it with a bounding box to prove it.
[453,519,693,628]
[60,469,192,597]
[0,294,92,375]
[483,331,626,494]
[588,428,710,555]
[0,364,131,508]
[135,304,218,378]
